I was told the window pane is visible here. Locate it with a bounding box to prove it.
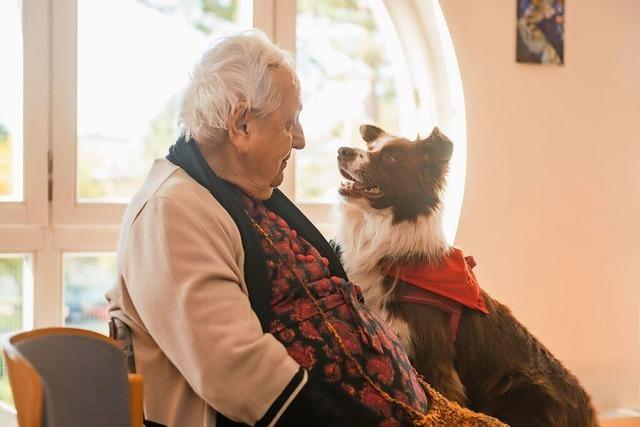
[0,255,33,406]
[0,1,23,202]
[63,253,116,335]
[77,0,252,202]
[295,0,416,202]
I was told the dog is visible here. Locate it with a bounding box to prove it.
[334,124,598,427]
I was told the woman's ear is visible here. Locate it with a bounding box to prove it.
[227,102,251,154]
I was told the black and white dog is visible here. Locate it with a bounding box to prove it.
[334,124,598,427]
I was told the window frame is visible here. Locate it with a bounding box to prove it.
[0,0,465,418]
[1,0,466,327]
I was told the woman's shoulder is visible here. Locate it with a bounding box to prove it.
[126,159,239,237]
[154,161,211,204]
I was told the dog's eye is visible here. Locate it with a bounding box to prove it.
[385,153,396,163]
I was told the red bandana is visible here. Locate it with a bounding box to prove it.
[388,248,489,314]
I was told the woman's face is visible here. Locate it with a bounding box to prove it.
[246,67,304,191]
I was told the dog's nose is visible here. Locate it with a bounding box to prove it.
[338,147,356,160]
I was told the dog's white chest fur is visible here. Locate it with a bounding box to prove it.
[335,201,450,357]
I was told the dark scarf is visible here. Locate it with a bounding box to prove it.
[166,135,348,332]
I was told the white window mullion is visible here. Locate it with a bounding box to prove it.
[52,225,119,251]
[50,0,84,225]
[22,0,51,226]
[50,0,77,225]
[273,0,296,58]
[32,230,62,328]
[21,253,34,330]
[254,0,276,38]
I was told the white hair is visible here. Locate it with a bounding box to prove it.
[180,30,295,142]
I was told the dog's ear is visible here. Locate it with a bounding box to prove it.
[359,124,388,149]
[418,127,453,163]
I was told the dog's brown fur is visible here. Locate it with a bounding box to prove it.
[336,125,599,427]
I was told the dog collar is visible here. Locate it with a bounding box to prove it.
[388,248,489,315]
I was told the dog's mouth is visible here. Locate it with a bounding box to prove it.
[338,168,382,199]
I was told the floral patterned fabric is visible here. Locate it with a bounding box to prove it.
[241,194,429,426]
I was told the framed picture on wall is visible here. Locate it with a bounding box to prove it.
[516,0,565,65]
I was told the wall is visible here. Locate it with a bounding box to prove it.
[437,0,640,413]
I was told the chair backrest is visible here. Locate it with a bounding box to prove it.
[3,339,42,427]
[3,327,139,427]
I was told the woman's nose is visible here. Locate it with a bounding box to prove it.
[292,123,305,149]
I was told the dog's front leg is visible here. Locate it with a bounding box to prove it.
[392,304,468,405]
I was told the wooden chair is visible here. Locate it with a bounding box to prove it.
[2,327,143,427]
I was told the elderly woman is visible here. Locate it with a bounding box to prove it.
[107,31,503,427]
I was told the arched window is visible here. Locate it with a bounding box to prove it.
[0,0,465,415]
[287,0,466,242]
[384,0,467,243]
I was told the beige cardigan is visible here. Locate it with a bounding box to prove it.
[106,159,300,426]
